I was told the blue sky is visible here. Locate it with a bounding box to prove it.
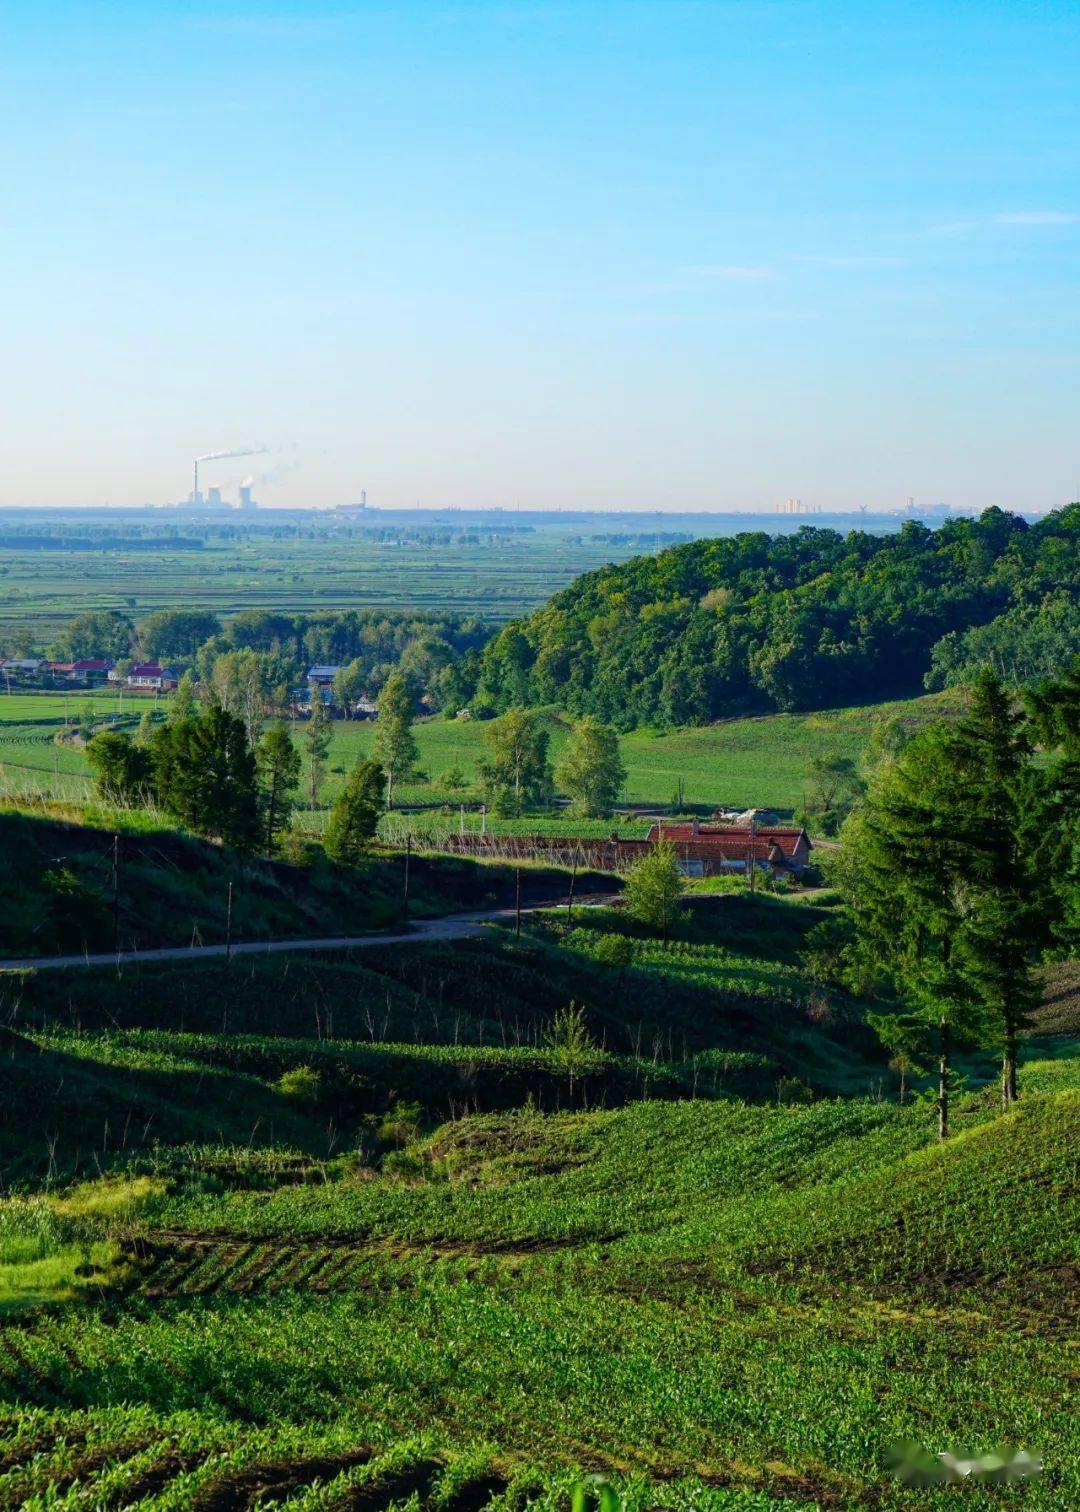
[1,1,1077,511]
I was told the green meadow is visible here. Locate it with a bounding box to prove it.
[0,688,964,822]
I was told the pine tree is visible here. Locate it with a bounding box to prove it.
[952,675,1056,1106]
[151,705,260,852]
[257,721,302,854]
[324,759,385,865]
[840,734,990,1138]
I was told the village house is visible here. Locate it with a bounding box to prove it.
[123,663,178,691]
[40,658,114,684]
[0,658,44,680]
[443,822,813,879]
[306,665,341,687]
[646,821,812,878]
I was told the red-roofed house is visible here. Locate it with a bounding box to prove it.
[72,658,114,680]
[125,663,178,691]
[646,822,812,878]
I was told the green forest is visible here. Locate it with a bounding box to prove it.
[476,506,1080,726]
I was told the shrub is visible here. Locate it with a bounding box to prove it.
[277,1066,324,1107]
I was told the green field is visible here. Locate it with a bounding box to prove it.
[0,529,652,640]
[0,689,965,825]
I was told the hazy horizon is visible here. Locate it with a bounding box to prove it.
[3,1,1077,513]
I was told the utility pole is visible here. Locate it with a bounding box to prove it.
[515,865,522,941]
[566,861,577,930]
[111,833,120,952]
[748,816,756,897]
[225,881,234,965]
[402,834,411,922]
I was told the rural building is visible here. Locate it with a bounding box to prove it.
[647,822,812,877]
[72,658,114,681]
[306,665,341,687]
[441,823,812,878]
[1,657,44,677]
[40,658,114,684]
[124,663,178,691]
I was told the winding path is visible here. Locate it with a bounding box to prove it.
[1,898,612,974]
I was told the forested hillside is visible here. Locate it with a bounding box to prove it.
[476,506,1080,727]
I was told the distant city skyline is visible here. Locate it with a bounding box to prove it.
[1,1,1078,512]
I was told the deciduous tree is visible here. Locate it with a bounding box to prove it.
[555,717,626,818]
[624,840,684,946]
[478,707,552,817]
[372,671,418,809]
[304,695,332,808]
[85,731,152,805]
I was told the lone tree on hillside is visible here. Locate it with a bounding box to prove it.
[625,840,684,947]
[544,1001,601,1101]
[947,674,1057,1107]
[478,707,552,817]
[257,721,302,854]
[325,759,385,865]
[372,671,418,809]
[555,716,626,818]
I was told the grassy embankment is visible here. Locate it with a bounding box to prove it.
[0,806,616,962]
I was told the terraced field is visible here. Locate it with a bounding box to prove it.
[0,1061,1075,1508]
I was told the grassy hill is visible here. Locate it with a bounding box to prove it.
[0,806,1074,1506]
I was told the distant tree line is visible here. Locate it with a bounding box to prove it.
[21,606,491,715]
[473,506,1080,728]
